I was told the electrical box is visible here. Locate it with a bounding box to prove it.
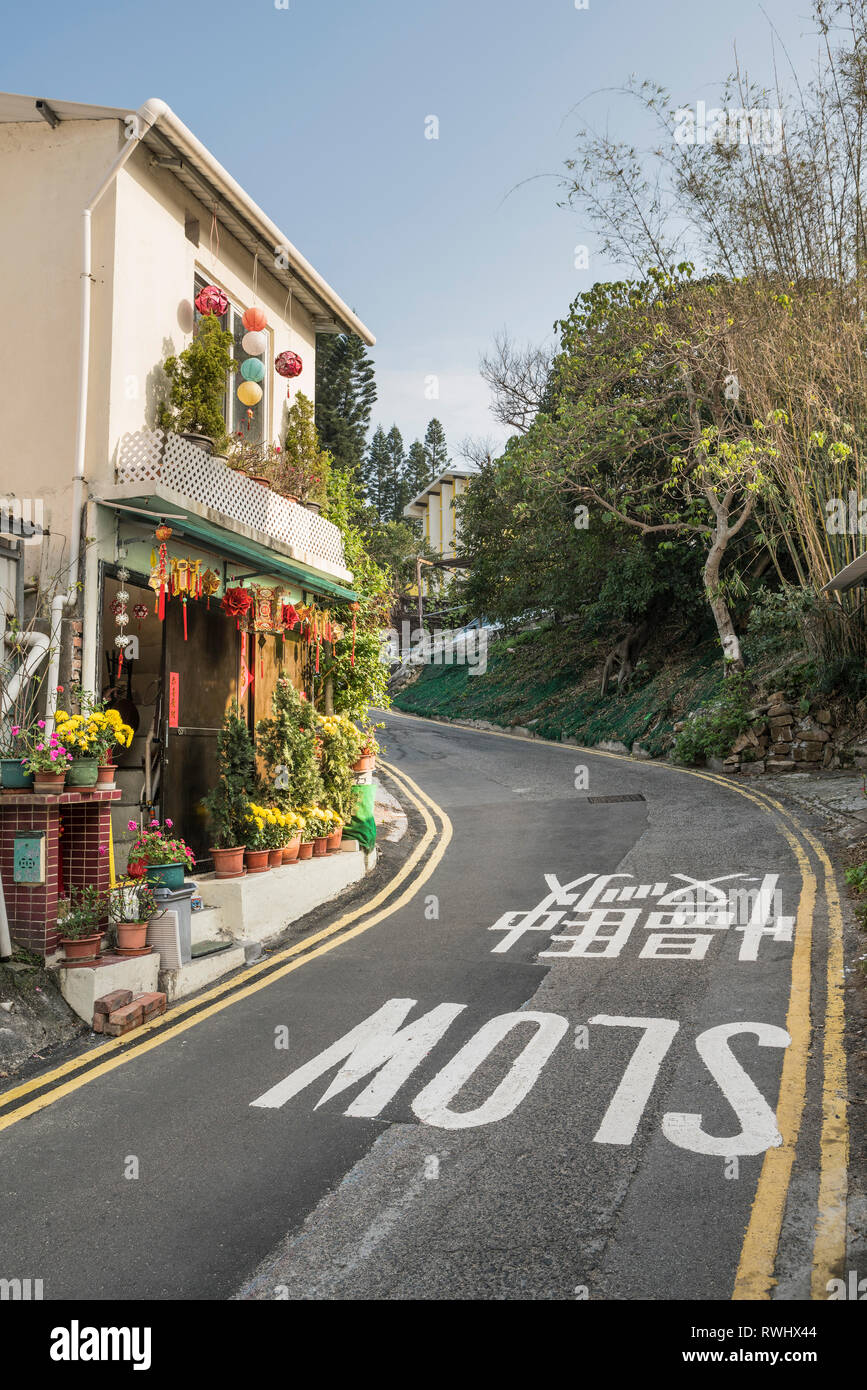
[13,831,46,885]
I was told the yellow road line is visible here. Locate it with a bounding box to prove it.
[0,763,450,1128]
[387,708,840,1299]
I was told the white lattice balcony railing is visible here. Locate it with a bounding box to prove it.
[115,428,347,574]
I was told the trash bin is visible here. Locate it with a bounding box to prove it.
[153,882,195,965]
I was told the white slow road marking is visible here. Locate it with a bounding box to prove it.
[662,1022,790,1156]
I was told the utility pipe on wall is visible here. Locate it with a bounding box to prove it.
[44,99,168,728]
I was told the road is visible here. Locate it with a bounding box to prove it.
[0,711,848,1301]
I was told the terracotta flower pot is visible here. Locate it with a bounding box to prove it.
[97,763,116,787]
[326,828,343,851]
[60,932,103,962]
[352,755,375,773]
[210,845,245,879]
[33,770,67,795]
[245,848,270,874]
[268,848,283,868]
[282,836,301,864]
[297,841,314,860]
[116,921,148,951]
[313,835,329,857]
[250,475,271,489]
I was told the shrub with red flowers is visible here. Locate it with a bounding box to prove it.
[125,817,195,876]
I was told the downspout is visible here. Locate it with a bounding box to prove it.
[44,98,168,728]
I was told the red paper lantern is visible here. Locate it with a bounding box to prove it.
[275,350,303,379]
[243,306,267,332]
[195,283,229,317]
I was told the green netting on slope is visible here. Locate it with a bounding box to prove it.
[344,780,377,850]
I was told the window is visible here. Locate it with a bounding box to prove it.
[193,273,268,447]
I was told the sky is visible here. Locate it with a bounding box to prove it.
[3,0,823,457]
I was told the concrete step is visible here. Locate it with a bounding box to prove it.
[190,905,227,946]
[158,945,246,1002]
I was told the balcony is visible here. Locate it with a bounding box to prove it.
[112,428,349,585]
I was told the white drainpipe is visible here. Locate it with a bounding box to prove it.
[44,99,168,728]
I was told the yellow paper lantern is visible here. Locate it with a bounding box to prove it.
[237,380,263,406]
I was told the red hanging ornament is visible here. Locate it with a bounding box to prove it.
[182,595,188,641]
[154,525,172,622]
[195,283,229,317]
[222,586,253,629]
[275,349,303,378]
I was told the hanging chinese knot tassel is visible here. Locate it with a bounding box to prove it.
[182,595,188,641]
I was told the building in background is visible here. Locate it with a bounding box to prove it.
[403,461,478,595]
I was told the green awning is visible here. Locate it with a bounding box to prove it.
[97,497,358,603]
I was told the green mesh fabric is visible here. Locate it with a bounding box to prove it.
[344,780,377,850]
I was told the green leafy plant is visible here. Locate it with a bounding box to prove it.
[205,701,260,848]
[126,817,195,873]
[158,315,237,452]
[672,672,752,765]
[257,679,323,809]
[109,878,161,926]
[57,885,108,939]
[274,393,331,502]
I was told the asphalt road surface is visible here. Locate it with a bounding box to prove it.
[0,711,847,1301]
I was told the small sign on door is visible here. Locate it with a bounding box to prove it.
[168,671,180,729]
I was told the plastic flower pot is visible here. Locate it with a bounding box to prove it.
[326,828,343,852]
[144,862,185,889]
[66,758,99,788]
[268,848,283,869]
[313,835,329,857]
[60,932,103,963]
[352,755,375,773]
[116,921,148,951]
[245,848,270,874]
[282,836,301,864]
[297,841,314,860]
[32,770,67,795]
[210,846,245,879]
[1,759,34,790]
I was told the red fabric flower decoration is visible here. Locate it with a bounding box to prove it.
[127,858,147,879]
[281,602,300,630]
[195,283,229,317]
[221,587,253,619]
[275,350,303,379]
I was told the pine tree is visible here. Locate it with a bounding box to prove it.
[205,700,260,847]
[423,418,450,478]
[361,425,391,518]
[315,333,377,476]
[404,440,430,500]
[384,425,407,520]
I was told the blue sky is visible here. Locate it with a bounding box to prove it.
[5,0,820,455]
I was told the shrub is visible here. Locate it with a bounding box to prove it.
[672,672,752,764]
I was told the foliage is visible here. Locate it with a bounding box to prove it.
[278,392,331,503]
[320,467,392,718]
[57,885,107,939]
[315,332,377,477]
[20,722,73,775]
[316,713,363,819]
[159,314,237,451]
[225,434,284,480]
[109,877,160,925]
[204,701,260,848]
[257,678,323,808]
[243,801,294,850]
[672,672,752,764]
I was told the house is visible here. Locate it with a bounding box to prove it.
[0,92,374,872]
[402,461,478,594]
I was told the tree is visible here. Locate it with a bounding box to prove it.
[158,315,237,451]
[403,440,431,500]
[385,425,407,521]
[423,419,450,478]
[315,333,377,476]
[479,331,553,435]
[361,425,391,518]
[279,392,331,503]
[256,678,324,809]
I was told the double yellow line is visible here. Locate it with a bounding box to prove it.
[0,759,451,1135]
[386,709,849,1300]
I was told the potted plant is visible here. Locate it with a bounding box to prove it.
[126,817,195,888]
[204,700,259,877]
[21,723,73,794]
[325,808,344,852]
[56,701,133,788]
[110,877,160,952]
[257,678,324,811]
[57,885,107,962]
[0,722,34,790]
[243,803,271,873]
[225,435,285,490]
[297,813,315,860]
[158,314,237,455]
[273,393,331,508]
[301,805,331,857]
[352,723,380,774]
[317,713,363,819]
[282,809,304,864]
